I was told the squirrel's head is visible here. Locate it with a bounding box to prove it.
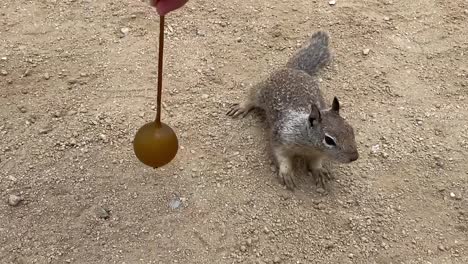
[308,97,359,163]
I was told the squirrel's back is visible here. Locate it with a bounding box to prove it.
[253,31,332,116]
[228,31,333,121]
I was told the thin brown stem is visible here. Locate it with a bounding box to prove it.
[155,15,165,126]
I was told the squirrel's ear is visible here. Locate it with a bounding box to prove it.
[308,104,322,126]
[331,96,340,114]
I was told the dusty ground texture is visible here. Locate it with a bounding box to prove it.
[1,0,468,263]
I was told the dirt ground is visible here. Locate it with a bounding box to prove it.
[1,0,467,263]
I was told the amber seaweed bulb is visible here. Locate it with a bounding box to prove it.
[133,121,178,168]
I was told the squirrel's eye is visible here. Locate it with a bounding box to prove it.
[324,135,336,147]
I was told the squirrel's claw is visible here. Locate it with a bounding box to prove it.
[310,168,332,189]
[226,103,251,118]
[279,171,297,190]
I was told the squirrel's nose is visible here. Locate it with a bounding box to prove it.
[349,151,359,162]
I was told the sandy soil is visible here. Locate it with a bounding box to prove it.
[1,0,467,263]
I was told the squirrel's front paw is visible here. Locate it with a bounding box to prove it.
[279,170,296,190]
[226,103,252,118]
[310,168,332,189]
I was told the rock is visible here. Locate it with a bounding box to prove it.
[316,188,326,194]
[8,175,17,182]
[196,29,206,36]
[1,70,8,76]
[8,194,23,206]
[328,0,336,5]
[95,206,110,219]
[39,125,53,135]
[273,257,281,263]
[315,203,326,210]
[18,106,27,113]
[120,27,130,37]
[169,197,182,209]
[383,16,391,21]
[362,48,370,55]
[68,78,78,85]
[99,134,108,142]
[240,245,247,252]
[371,144,380,154]
[43,73,50,80]
[52,111,61,118]
[23,69,31,77]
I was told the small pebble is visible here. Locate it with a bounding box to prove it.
[95,206,110,219]
[449,192,461,200]
[371,144,380,154]
[362,48,370,55]
[120,27,130,35]
[18,106,27,113]
[196,29,206,36]
[1,70,8,76]
[169,197,182,209]
[43,73,50,80]
[328,0,336,6]
[99,134,108,142]
[316,188,326,194]
[68,79,78,84]
[39,125,53,135]
[8,175,17,181]
[383,16,391,21]
[8,195,23,206]
[240,245,247,252]
[273,257,281,263]
[52,111,61,118]
[315,203,326,210]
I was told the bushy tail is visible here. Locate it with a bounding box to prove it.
[286,31,331,76]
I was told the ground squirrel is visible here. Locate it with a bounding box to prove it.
[227,31,359,190]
